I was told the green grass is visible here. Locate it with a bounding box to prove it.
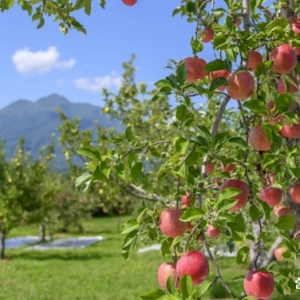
[0,217,299,300]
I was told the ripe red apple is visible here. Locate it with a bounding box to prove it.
[227,71,255,101]
[206,162,215,174]
[200,27,214,43]
[247,50,263,71]
[259,185,283,207]
[207,225,220,238]
[243,271,275,299]
[279,120,300,138]
[210,69,229,91]
[122,0,137,6]
[249,124,272,151]
[181,192,196,208]
[295,46,300,55]
[277,75,299,94]
[186,222,194,232]
[157,262,177,290]
[221,162,234,173]
[176,250,209,286]
[289,15,300,34]
[183,57,208,83]
[274,247,288,261]
[219,179,249,211]
[290,182,300,204]
[274,205,292,217]
[159,209,187,238]
[269,44,297,74]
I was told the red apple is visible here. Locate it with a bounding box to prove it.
[247,50,263,71]
[176,250,209,286]
[186,222,194,232]
[269,44,297,74]
[279,120,300,138]
[207,225,220,238]
[200,27,214,43]
[274,247,288,261]
[274,205,292,217]
[181,192,196,208]
[221,162,235,173]
[267,173,276,184]
[277,75,299,94]
[235,18,241,27]
[259,185,283,207]
[206,162,215,174]
[159,209,187,238]
[243,271,275,299]
[249,124,272,151]
[122,0,137,6]
[157,262,177,290]
[210,69,229,91]
[227,71,255,101]
[183,57,208,83]
[289,15,300,34]
[290,182,300,204]
[219,179,249,211]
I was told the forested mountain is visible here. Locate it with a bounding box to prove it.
[0,94,121,168]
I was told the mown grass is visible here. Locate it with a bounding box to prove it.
[0,217,299,300]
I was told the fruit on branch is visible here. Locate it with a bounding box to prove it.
[247,50,263,71]
[269,44,297,74]
[249,124,272,151]
[289,15,300,34]
[243,271,275,299]
[221,162,235,173]
[200,27,214,43]
[279,120,300,139]
[183,57,208,83]
[207,225,220,238]
[186,222,194,232]
[157,262,177,290]
[206,162,215,174]
[227,71,255,101]
[290,182,300,204]
[159,208,187,238]
[259,185,283,207]
[274,247,288,261]
[219,179,249,211]
[122,0,137,6]
[267,173,276,184]
[181,192,196,208]
[210,69,229,91]
[176,250,209,286]
[277,75,299,94]
[274,205,292,217]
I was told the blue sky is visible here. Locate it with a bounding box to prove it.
[0,1,220,110]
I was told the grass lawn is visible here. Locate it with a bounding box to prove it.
[0,216,299,300]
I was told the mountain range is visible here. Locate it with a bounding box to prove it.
[0,94,121,168]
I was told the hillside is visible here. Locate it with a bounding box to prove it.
[0,94,121,168]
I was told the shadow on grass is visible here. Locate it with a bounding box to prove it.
[5,249,120,261]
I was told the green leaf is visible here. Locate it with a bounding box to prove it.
[218,199,239,212]
[121,219,139,234]
[204,59,226,72]
[180,207,204,222]
[265,17,288,36]
[275,214,295,230]
[211,131,230,149]
[274,94,292,114]
[209,77,228,92]
[176,105,188,121]
[198,280,211,296]
[130,162,143,185]
[75,171,91,187]
[125,126,133,142]
[217,188,241,202]
[139,289,166,300]
[77,147,101,160]
[99,0,106,9]
[227,137,247,147]
[84,0,91,15]
[243,99,268,114]
[196,125,211,138]
[236,246,250,264]
[184,151,200,166]
[176,63,188,84]
[249,205,260,221]
[122,230,138,260]
[179,275,192,300]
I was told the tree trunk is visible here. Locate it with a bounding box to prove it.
[0,231,5,259]
[39,223,46,242]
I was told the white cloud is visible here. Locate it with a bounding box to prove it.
[74,72,122,92]
[12,46,76,75]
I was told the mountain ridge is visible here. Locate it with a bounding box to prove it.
[0,94,121,168]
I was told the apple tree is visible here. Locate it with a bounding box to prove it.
[4,0,300,298]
